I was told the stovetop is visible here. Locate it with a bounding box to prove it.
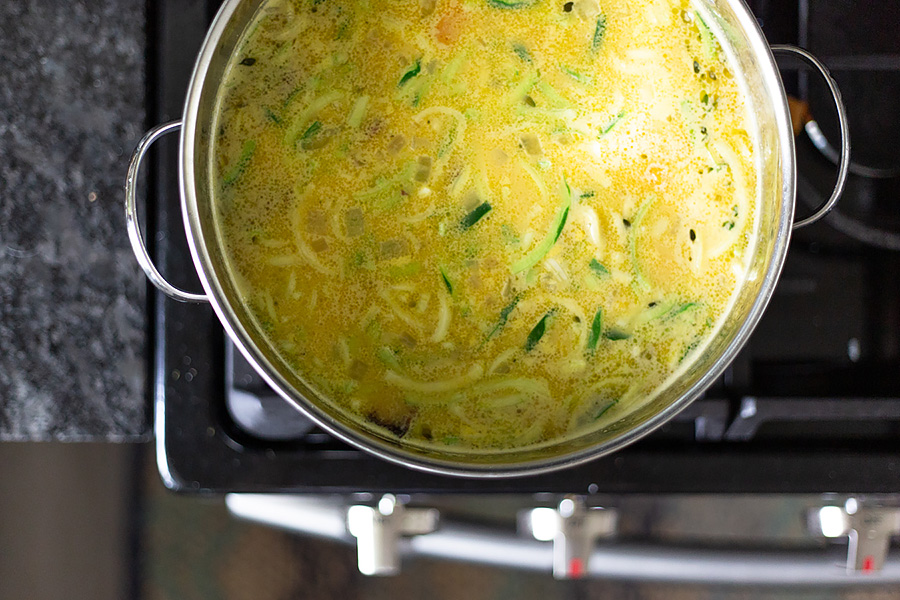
[148,0,900,494]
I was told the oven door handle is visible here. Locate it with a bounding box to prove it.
[125,120,209,303]
[225,494,900,585]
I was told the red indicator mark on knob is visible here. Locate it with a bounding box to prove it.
[862,555,875,573]
[569,558,584,577]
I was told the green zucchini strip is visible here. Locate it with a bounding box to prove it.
[604,328,631,341]
[512,43,532,63]
[599,110,626,136]
[536,80,570,108]
[594,398,617,419]
[589,258,609,279]
[511,179,572,274]
[223,140,256,185]
[694,11,718,61]
[347,95,369,128]
[561,65,591,85]
[586,307,603,353]
[284,90,343,147]
[628,196,655,291]
[461,201,492,230]
[439,267,453,295]
[592,13,608,51]
[487,295,520,341]
[524,310,553,352]
[376,347,401,370]
[488,0,538,8]
[398,60,422,87]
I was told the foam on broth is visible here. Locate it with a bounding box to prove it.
[212,0,758,451]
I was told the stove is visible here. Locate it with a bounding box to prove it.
[147,0,900,495]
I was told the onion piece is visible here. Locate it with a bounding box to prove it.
[544,257,569,283]
[519,132,543,156]
[419,0,436,16]
[572,204,603,250]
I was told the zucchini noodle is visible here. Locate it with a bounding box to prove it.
[412,106,467,180]
[401,230,422,254]
[689,230,704,275]
[385,364,484,394]
[283,90,344,147]
[336,337,351,368]
[289,206,331,275]
[506,417,548,446]
[259,238,289,248]
[329,210,351,241]
[378,287,426,333]
[708,140,751,258]
[398,201,436,224]
[566,376,635,430]
[629,196,656,292]
[487,347,519,375]
[268,254,300,267]
[548,294,590,363]
[353,161,417,201]
[469,377,551,398]
[519,159,550,206]
[448,165,471,199]
[286,270,297,298]
[262,290,278,324]
[415,293,431,314]
[430,291,452,343]
[266,5,307,41]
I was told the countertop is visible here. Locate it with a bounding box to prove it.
[0,1,149,441]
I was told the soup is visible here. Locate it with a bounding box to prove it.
[212,0,758,451]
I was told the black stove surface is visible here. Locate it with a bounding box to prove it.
[148,0,900,494]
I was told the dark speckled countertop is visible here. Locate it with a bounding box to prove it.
[0,1,149,440]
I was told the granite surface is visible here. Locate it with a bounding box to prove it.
[0,1,149,440]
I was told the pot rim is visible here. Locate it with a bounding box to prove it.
[177,0,796,478]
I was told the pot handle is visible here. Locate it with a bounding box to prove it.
[771,45,850,230]
[125,121,209,303]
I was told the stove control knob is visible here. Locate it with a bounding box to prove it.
[808,498,900,573]
[522,495,617,579]
[347,494,439,576]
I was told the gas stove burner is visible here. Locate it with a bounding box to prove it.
[798,173,900,251]
[806,119,900,179]
[803,1,900,180]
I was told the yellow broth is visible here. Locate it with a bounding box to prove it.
[212,0,758,451]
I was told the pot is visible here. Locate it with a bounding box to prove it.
[125,0,849,478]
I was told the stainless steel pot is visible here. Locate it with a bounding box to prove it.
[125,0,850,478]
